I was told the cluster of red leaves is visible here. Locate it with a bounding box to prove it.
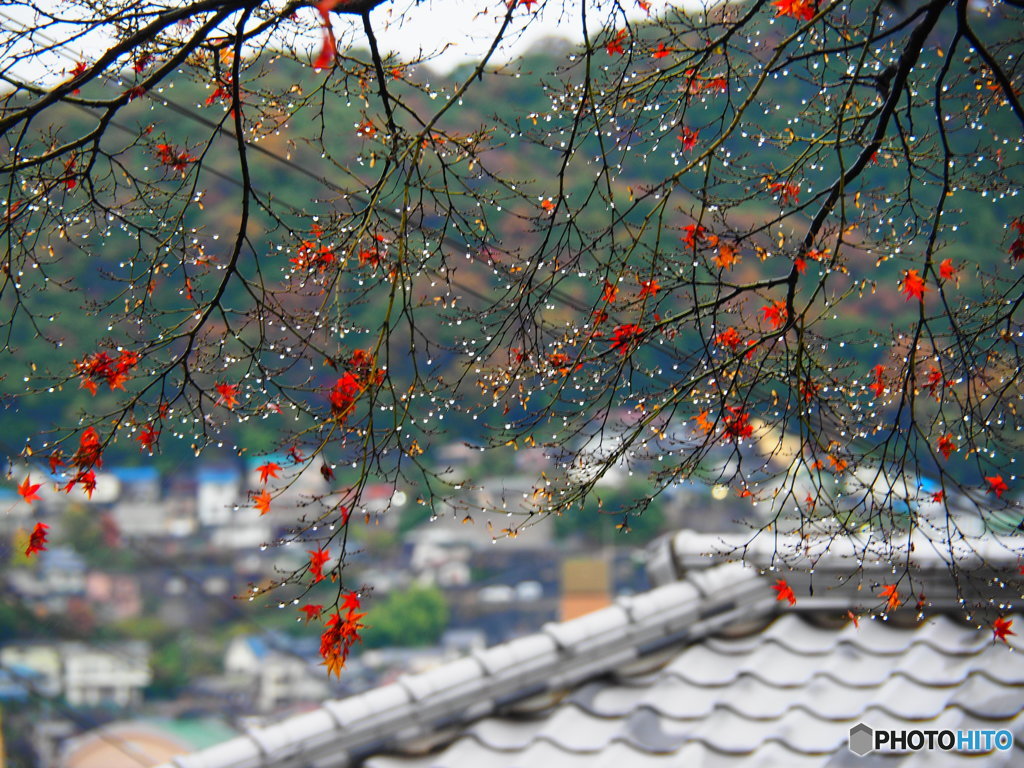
[684,69,728,96]
[609,324,644,355]
[155,143,196,172]
[58,427,103,498]
[773,0,815,22]
[329,349,384,422]
[1010,218,1024,261]
[605,29,628,56]
[205,78,235,115]
[359,234,389,268]
[878,584,901,612]
[320,592,365,678]
[25,522,49,558]
[291,240,336,272]
[74,350,138,395]
[722,405,754,442]
[715,326,742,351]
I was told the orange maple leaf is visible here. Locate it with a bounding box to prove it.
[18,476,42,504]
[713,242,740,270]
[878,584,901,612]
[938,258,958,282]
[254,490,272,515]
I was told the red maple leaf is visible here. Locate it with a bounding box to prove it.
[651,43,674,59]
[519,0,540,10]
[900,269,928,302]
[605,29,627,56]
[256,462,282,484]
[772,579,797,605]
[609,324,644,355]
[986,475,1009,498]
[25,522,49,557]
[773,0,815,21]
[878,584,901,612]
[767,180,800,205]
[308,548,331,583]
[74,427,103,469]
[681,224,707,249]
[638,278,660,298]
[847,610,860,628]
[313,6,338,69]
[299,604,324,622]
[936,433,957,460]
[18,476,42,504]
[993,617,1016,644]
[938,258,958,282]
[253,490,272,515]
[215,382,240,409]
[931,490,945,503]
[136,424,159,453]
[761,300,788,330]
[677,126,699,152]
[869,364,886,398]
[330,372,361,420]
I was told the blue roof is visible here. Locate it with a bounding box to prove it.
[110,465,161,483]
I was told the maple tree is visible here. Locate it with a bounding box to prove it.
[2,0,1023,675]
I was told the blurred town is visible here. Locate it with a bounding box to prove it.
[0,440,752,767]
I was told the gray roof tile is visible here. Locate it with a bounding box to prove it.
[162,555,1024,768]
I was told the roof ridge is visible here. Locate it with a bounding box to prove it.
[161,561,774,768]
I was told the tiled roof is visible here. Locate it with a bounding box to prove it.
[161,532,1024,768]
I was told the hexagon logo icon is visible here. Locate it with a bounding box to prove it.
[849,722,874,756]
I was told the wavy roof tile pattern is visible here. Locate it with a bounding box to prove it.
[162,532,1024,768]
[363,612,1024,768]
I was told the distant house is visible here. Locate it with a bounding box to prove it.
[85,571,143,622]
[196,466,241,527]
[6,547,87,611]
[223,634,332,713]
[0,640,150,708]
